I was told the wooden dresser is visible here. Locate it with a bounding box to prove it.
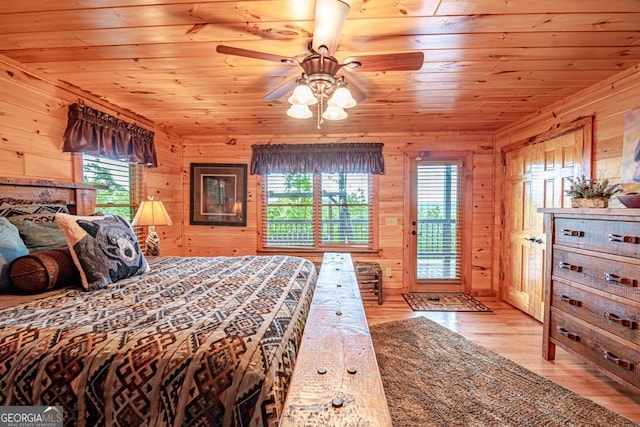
[539,208,640,391]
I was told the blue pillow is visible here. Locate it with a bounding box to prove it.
[0,217,29,292]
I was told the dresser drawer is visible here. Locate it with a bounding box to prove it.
[549,309,640,388]
[554,218,640,257]
[551,281,640,343]
[552,249,640,303]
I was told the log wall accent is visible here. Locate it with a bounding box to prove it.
[182,133,495,296]
[280,252,392,426]
[0,55,184,255]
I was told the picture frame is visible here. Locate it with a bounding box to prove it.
[190,163,247,226]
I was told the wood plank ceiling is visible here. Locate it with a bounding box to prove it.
[0,0,639,137]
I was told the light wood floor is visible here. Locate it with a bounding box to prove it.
[363,295,640,423]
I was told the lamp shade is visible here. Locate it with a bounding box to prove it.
[288,84,317,106]
[286,104,313,119]
[328,86,356,109]
[132,197,173,226]
[322,105,348,121]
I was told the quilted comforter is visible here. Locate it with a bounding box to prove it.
[0,255,317,427]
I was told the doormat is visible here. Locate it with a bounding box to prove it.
[402,293,492,312]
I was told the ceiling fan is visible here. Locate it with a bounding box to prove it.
[216,0,424,126]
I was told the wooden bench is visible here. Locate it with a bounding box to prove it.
[280,253,392,426]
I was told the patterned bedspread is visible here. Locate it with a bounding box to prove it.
[0,255,317,427]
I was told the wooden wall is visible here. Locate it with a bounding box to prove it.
[493,64,640,294]
[182,133,495,296]
[3,45,638,297]
[0,55,184,255]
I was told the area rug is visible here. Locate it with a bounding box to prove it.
[402,292,492,312]
[370,317,638,427]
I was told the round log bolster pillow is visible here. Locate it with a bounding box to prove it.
[9,247,79,293]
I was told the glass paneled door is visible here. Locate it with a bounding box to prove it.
[408,156,468,293]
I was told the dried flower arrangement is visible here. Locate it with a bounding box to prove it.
[565,175,622,199]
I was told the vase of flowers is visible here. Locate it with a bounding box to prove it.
[565,175,621,208]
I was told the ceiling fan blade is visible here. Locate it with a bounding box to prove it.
[216,45,297,64]
[264,77,299,101]
[311,0,350,56]
[344,51,424,72]
[342,75,367,104]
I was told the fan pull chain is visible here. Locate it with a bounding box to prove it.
[317,96,324,129]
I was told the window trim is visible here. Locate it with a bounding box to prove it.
[256,173,379,254]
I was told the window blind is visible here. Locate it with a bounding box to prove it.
[320,173,372,245]
[262,172,373,250]
[83,154,145,241]
[415,160,464,282]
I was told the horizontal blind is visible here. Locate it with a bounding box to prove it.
[83,154,145,243]
[263,173,314,247]
[416,160,464,282]
[320,173,372,246]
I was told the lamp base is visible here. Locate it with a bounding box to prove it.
[145,231,160,256]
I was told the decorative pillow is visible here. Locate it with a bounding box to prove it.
[9,220,68,252]
[9,248,79,293]
[55,213,149,291]
[0,217,29,293]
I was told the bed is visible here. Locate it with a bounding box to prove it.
[0,178,317,427]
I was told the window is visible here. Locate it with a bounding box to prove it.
[260,172,374,250]
[415,160,465,282]
[82,154,143,221]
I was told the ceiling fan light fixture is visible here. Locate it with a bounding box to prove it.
[288,83,317,106]
[322,105,348,121]
[287,104,313,119]
[328,85,356,109]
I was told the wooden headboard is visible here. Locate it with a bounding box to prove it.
[0,177,98,215]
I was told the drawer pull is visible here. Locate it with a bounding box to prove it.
[556,326,579,341]
[559,295,581,307]
[560,229,584,237]
[558,261,582,272]
[604,273,637,287]
[608,234,640,244]
[604,312,636,329]
[602,351,634,370]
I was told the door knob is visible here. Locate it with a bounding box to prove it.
[523,237,543,244]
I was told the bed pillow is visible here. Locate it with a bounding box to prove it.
[9,220,68,252]
[9,248,79,293]
[55,213,149,291]
[0,217,29,293]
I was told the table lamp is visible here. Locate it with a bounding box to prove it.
[131,196,173,256]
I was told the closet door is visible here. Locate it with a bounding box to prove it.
[502,126,587,321]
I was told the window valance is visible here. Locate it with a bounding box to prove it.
[250,143,384,175]
[62,103,158,167]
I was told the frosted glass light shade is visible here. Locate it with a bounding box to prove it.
[287,104,313,119]
[322,105,348,121]
[328,86,356,109]
[288,84,317,106]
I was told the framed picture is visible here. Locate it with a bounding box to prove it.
[190,163,247,226]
